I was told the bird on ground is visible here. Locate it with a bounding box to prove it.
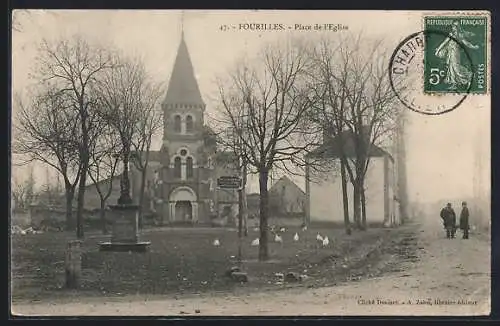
[293,232,299,241]
[316,233,324,242]
[213,239,220,246]
[274,233,283,243]
[322,236,329,247]
[280,227,286,232]
[302,225,308,231]
[253,227,259,232]
[251,238,260,246]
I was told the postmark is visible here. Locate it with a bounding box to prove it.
[389,30,471,115]
[424,15,488,94]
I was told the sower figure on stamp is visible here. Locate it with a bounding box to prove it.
[434,20,479,90]
[460,201,470,239]
[440,203,457,239]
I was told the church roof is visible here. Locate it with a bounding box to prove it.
[307,129,393,162]
[270,176,306,196]
[163,35,205,107]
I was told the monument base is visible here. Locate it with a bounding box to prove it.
[99,241,151,253]
[99,203,150,253]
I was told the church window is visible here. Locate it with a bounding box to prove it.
[174,157,182,178]
[180,149,187,156]
[186,115,194,133]
[207,156,213,169]
[174,115,182,133]
[186,156,194,178]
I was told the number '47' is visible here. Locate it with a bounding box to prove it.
[429,68,445,85]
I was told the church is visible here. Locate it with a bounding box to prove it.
[128,33,239,226]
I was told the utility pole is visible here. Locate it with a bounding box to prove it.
[396,109,409,223]
[237,152,247,265]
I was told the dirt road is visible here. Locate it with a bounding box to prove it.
[13,214,490,316]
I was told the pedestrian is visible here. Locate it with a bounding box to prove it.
[459,201,470,239]
[440,203,457,239]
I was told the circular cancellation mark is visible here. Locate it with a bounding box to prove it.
[388,30,474,116]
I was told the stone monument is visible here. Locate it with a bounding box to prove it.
[99,155,150,252]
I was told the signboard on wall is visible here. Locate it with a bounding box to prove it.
[217,176,242,189]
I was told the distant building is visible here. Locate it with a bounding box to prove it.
[269,176,305,217]
[305,128,400,226]
[83,175,122,210]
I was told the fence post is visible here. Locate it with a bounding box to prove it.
[65,240,82,289]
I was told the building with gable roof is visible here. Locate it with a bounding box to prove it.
[305,128,402,227]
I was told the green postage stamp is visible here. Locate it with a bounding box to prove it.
[424,15,488,94]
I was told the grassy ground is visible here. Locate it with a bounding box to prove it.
[11,224,407,303]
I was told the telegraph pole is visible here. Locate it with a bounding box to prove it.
[396,109,409,223]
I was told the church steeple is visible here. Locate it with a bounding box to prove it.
[163,26,205,110]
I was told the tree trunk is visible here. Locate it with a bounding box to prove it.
[238,187,243,263]
[352,180,362,230]
[100,200,108,235]
[258,167,269,262]
[64,187,75,231]
[242,162,248,236]
[76,165,87,239]
[138,166,147,229]
[340,159,351,235]
[76,109,89,240]
[361,184,367,230]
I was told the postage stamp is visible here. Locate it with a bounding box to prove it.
[423,15,488,94]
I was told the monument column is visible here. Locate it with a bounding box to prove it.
[99,153,150,253]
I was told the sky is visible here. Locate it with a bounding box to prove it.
[11,10,490,204]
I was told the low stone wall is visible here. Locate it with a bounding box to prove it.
[28,205,108,231]
[29,205,70,230]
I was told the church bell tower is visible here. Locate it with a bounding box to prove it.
[158,25,215,224]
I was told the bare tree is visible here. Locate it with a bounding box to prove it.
[11,167,36,211]
[96,54,154,206]
[131,81,164,228]
[13,89,81,230]
[87,123,121,234]
[37,166,66,206]
[308,34,399,231]
[215,39,319,261]
[33,35,114,238]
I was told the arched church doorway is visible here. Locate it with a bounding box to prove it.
[169,186,198,222]
[175,201,193,221]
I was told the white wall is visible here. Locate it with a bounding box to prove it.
[309,157,387,224]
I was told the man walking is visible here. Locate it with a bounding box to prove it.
[440,203,457,239]
[460,201,470,239]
